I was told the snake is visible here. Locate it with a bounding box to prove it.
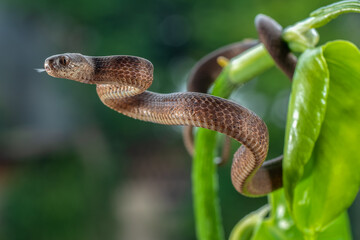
[44,53,280,196]
[43,14,294,196]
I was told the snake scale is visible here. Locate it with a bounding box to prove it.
[44,15,294,196]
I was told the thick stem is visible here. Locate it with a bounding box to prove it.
[227,44,274,85]
[193,129,224,240]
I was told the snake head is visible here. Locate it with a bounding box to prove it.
[44,53,94,83]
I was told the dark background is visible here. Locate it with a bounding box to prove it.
[0,0,359,239]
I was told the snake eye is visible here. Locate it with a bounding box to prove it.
[59,56,69,66]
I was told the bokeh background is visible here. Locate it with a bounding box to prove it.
[0,0,359,239]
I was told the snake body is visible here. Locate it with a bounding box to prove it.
[183,40,259,164]
[44,53,281,196]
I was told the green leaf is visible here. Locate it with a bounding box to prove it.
[317,212,352,240]
[283,47,329,206]
[284,40,360,235]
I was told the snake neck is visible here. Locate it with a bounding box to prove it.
[91,56,154,91]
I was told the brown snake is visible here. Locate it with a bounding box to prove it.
[43,14,293,196]
[44,53,280,196]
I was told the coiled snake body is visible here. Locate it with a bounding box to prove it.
[44,53,282,196]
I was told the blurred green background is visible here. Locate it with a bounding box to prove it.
[0,0,359,239]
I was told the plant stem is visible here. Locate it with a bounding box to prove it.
[227,44,274,86]
[283,0,360,52]
[193,129,224,240]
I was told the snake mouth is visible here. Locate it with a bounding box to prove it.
[44,57,56,76]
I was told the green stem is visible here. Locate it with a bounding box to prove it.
[192,42,275,240]
[283,0,360,52]
[227,44,274,86]
[212,44,274,98]
[310,0,360,28]
[193,129,224,240]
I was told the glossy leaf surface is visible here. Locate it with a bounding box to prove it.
[284,40,360,235]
